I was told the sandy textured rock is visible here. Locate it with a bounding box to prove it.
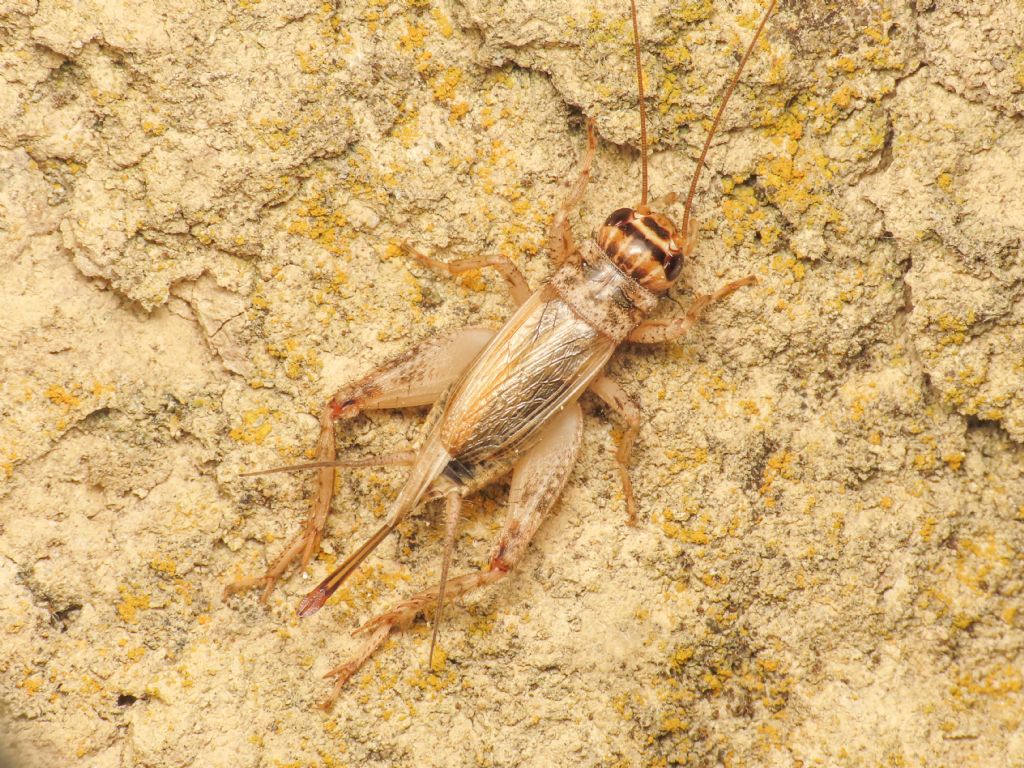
[2,1,1022,766]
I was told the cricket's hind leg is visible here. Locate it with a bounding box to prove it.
[315,402,584,709]
[224,327,496,603]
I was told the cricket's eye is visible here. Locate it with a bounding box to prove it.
[597,208,685,293]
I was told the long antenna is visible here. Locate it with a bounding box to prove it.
[681,0,777,235]
[629,0,648,208]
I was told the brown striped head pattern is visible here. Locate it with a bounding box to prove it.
[596,207,685,294]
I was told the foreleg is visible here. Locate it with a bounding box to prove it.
[626,275,756,344]
[547,119,597,266]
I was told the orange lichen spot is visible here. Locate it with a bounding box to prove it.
[448,100,469,122]
[954,663,1022,698]
[879,496,893,510]
[942,452,964,471]
[45,384,81,408]
[673,0,713,23]
[739,400,760,416]
[431,66,462,103]
[141,119,167,136]
[117,587,151,624]
[430,7,453,37]
[149,557,177,576]
[230,408,273,444]
[20,674,43,694]
[399,21,429,52]
[664,447,709,472]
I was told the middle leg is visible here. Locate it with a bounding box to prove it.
[589,375,642,524]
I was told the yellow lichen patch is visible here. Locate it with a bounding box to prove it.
[920,515,937,542]
[672,0,713,24]
[398,20,429,52]
[406,662,456,695]
[662,513,710,545]
[770,252,806,284]
[430,7,452,37]
[149,557,177,576]
[429,645,447,672]
[254,116,298,151]
[116,586,151,624]
[467,610,497,638]
[286,189,352,256]
[45,384,81,409]
[955,534,1012,595]
[953,663,1022,699]
[266,337,323,381]
[79,675,102,695]
[934,310,976,348]
[664,447,709,472]
[912,450,937,473]
[430,66,462,103]
[720,180,768,248]
[758,450,796,509]
[448,100,469,122]
[831,110,888,162]
[141,119,167,136]
[229,407,273,444]
[20,673,43,694]
[756,154,820,216]
[942,452,964,471]
[2,448,20,478]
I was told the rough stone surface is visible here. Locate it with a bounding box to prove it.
[2,1,1022,766]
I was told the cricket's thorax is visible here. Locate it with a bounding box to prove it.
[548,240,658,343]
[437,244,657,484]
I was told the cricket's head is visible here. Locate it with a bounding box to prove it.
[618,0,775,294]
[597,206,685,294]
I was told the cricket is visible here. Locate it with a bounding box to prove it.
[225,0,777,708]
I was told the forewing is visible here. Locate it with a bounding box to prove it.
[441,291,614,465]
